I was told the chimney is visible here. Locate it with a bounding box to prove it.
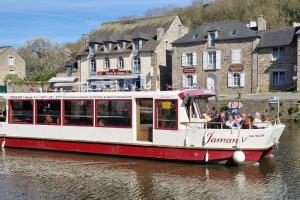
[82,34,89,46]
[257,15,267,31]
[293,22,300,27]
[157,27,165,41]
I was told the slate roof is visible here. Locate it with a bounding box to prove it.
[257,27,298,48]
[173,20,258,45]
[77,15,177,56]
[92,15,176,43]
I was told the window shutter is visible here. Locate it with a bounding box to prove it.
[216,51,221,69]
[228,73,233,87]
[182,75,187,88]
[231,49,241,64]
[182,53,186,67]
[192,52,197,66]
[192,74,197,87]
[203,51,208,70]
[240,73,245,87]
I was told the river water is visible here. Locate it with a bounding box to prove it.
[0,123,299,200]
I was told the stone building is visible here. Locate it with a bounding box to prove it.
[172,20,259,95]
[172,17,300,95]
[0,46,26,86]
[49,53,79,91]
[297,30,300,91]
[256,26,300,92]
[76,15,188,91]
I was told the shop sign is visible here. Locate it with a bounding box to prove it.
[97,69,132,76]
[229,64,244,72]
[183,67,196,74]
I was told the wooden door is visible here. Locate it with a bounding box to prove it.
[136,99,153,142]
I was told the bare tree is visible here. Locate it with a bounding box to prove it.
[18,38,70,81]
[144,4,178,17]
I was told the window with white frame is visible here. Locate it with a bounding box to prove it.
[90,59,96,75]
[182,74,197,88]
[233,73,241,86]
[272,47,285,61]
[104,42,111,52]
[118,41,124,50]
[186,53,193,66]
[208,52,216,69]
[133,39,140,52]
[231,49,241,64]
[133,56,141,74]
[272,71,286,85]
[208,32,216,47]
[186,75,194,87]
[228,72,245,87]
[104,57,110,69]
[118,57,124,69]
[181,53,197,66]
[8,56,14,65]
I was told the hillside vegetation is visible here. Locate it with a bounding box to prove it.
[65,0,300,53]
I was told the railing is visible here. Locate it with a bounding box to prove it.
[180,120,280,130]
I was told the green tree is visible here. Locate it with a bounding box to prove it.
[18,38,70,81]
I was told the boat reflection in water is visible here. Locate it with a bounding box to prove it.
[0,148,287,200]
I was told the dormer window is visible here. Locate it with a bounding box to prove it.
[118,41,124,50]
[89,43,95,56]
[132,39,140,52]
[104,42,111,52]
[208,32,217,47]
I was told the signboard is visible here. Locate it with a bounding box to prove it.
[183,67,196,74]
[229,64,244,72]
[228,101,243,109]
[97,69,131,76]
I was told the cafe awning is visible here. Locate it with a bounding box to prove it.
[87,75,139,80]
[49,77,78,83]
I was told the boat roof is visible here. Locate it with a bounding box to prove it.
[0,89,215,100]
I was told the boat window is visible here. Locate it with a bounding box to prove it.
[63,100,93,126]
[156,99,178,130]
[96,100,131,128]
[0,100,6,122]
[194,98,209,116]
[36,100,61,125]
[9,100,33,124]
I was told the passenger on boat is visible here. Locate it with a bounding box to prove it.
[225,115,239,129]
[241,116,258,129]
[234,113,242,125]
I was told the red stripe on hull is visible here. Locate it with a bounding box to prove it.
[0,137,269,164]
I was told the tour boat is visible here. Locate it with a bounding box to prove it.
[0,89,285,165]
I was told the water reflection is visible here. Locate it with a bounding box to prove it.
[0,122,299,199]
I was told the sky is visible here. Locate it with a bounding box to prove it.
[0,0,191,48]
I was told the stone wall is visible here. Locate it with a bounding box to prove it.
[7,83,49,93]
[154,16,188,91]
[297,33,300,91]
[172,38,257,95]
[257,45,297,92]
[209,98,300,119]
[0,47,26,85]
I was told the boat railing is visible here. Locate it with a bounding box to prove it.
[180,119,280,130]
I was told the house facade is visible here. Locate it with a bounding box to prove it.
[172,20,259,94]
[76,15,188,91]
[256,27,299,92]
[172,17,300,95]
[0,46,26,85]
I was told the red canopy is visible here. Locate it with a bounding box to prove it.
[178,89,216,99]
